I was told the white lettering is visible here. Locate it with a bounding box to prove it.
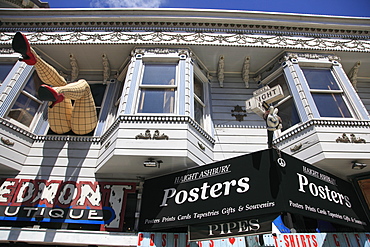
[160,177,250,207]
[297,173,352,208]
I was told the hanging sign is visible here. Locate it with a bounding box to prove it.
[245,85,284,117]
[189,214,277,241]
[139,149,369,234]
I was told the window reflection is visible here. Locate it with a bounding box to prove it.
[302,68,352,118]
[138,63,177,114]
[0,63,14,85]
[138,88,175,113]
[312,93,351,118]
[7,71,42,127]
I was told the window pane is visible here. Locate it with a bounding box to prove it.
[24,72,43,95]
[312,93,352,118]
[7,71,42,127]
[0,63,14,84]
[194,77,204,101]
[278,98,300,131]
[138,88,175,113]
[142,64,176,85]
[8,93,40,126]
[194,99,204,127]
[302,69,340,90]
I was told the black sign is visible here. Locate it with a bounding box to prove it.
[189,214,277,241]
[139,149,369,232]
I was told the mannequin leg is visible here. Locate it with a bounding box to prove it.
[30,49,73,134]
[31,48,67,87]
[54,79,97,135]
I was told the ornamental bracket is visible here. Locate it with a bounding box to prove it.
[218,55,225,88]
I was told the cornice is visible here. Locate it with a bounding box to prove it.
[0,8,369,39]
[1,31,369,52]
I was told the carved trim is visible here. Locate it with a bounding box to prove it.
[336,133,350,143]
[2,32,369,52]
[0,116,209,144]
[135,129,151,140]
[349,133,366,143]
[1,137,14,146]
[242,56,250,88]
[69,53,79,82]
[348,61,361,91]
[153,130,169,140]
[217,55,224,88]
[102,54,111,83]
[274,120,370,144]
[101,115,215,145]
[1,20,369,39]
[231,105,247,122]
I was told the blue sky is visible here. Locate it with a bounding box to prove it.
[45,0,370,17]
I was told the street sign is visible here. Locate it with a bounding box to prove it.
[245,85,284,117]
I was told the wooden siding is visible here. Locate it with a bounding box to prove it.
[210,77,268,161]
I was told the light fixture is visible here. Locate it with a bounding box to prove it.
[351,161,367,170]
[143,158,163,168]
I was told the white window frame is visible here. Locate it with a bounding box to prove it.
[193,64,212,134]
[301,67,356,119]
[6,70,45,131]
[283,56,369,122]
[135,60,179,115]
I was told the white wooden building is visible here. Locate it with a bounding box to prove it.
[0,5,369,247]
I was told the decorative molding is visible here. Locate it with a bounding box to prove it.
[135,129,169,140]
[283,52,341,62]
[69,53,79,82]
[1,137,14,146]
[347,61,361,91]
[135,129,151,140]
[231,105,247,122]
[153,130,169,140]
[102,54,111,84]
[101,115,215,145]
[336,133,350,143]
[215,124,265,129]
[242,56,250,88]
[217,55,224,88]
[350,133,366,143]
[198,141,205,151]
[336,133,366,143]
[1,19,369,39]
[0,48,14,54]
[273,120,370,144]
[1,32,369,52]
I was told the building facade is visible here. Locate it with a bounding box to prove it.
[0,7,369,247]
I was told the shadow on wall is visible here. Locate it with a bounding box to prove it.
[37,140,91,181]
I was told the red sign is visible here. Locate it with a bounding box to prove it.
[0,178,136,231]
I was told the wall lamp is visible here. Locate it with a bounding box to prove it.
[351,161,367,170]
[143,158,163,168]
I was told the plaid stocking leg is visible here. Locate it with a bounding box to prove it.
[31,48,67,87]
[55,79,97,135]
